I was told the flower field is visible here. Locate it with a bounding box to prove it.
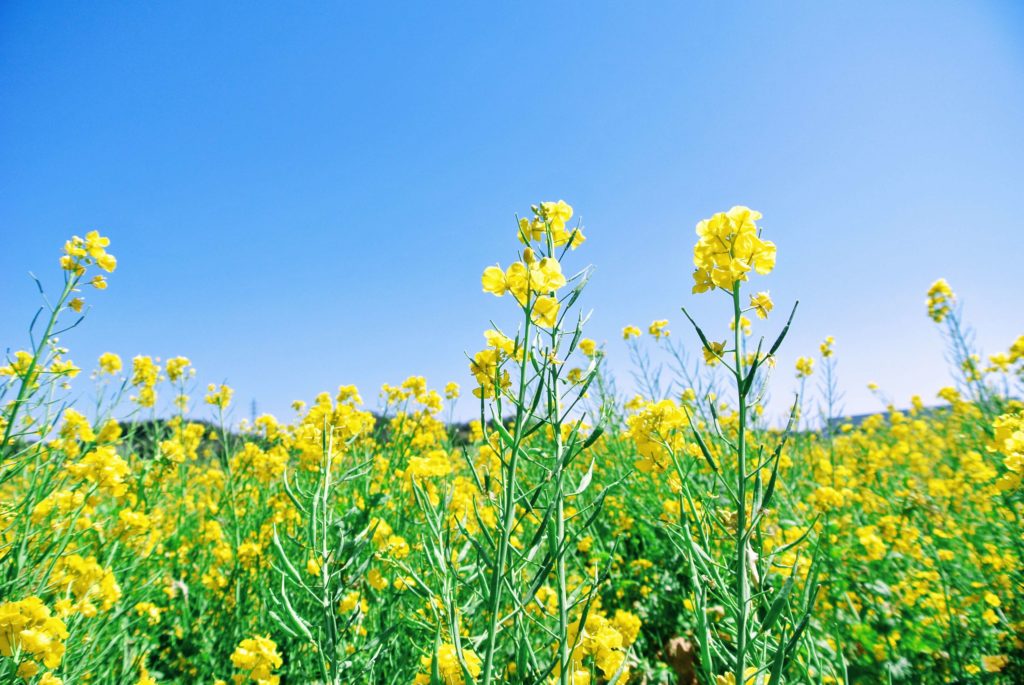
[1,204,1021,685]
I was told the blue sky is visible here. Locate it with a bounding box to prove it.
[2,1,1022,423]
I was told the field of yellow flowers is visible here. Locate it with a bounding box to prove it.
[1,204,1022,685]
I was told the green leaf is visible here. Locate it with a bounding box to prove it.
[581,424,605,450]
[680,307,714,355]
[569,459,595,496]
[760,566,797,635]
[768,301,800,357]
[685,410,718,474]
[280,574,314,642]
[766,627,788,685]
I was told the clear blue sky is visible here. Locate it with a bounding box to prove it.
[2,2,1022,424]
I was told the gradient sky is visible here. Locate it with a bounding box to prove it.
[2,1,1023,424]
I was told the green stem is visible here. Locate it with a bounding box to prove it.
[1,274,78,456]
[480,300,533,685]
[548,325,569,685]
[732,282,749,683]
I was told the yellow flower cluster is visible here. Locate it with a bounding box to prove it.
[98,352,123,375]
[0,350,35,381]
[50,554,122,616]
[648,319,670,339]
[230,635,283,685]
[692,206,776,294]
[231,442,288,484]
[622,325,641,340]
[482,254,567,327]
[626,399,690,474]
[795,356,815,378]
[412,643,482,685]
[405,448,455,480]
[131,355,161,407]
[578,338,598,357]
[205,383,234,409]
[820,335,835,357]
[989,334,1024,379]
[0,596,69,677]
[165,355,192,382]
[517,200,585,249]
[992,409,1023,491]
[562,610,641,683]
[469,329,516,399]
[926,278,955,323]
[60,230,116,291]
[66,444,131,497]
[481,200,581,332]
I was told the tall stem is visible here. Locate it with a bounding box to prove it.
[549,326,569,685]
[732,282,749,683]
[1,275,77,455]
[480,304,532,685]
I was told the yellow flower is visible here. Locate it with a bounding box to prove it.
[483,329,515,357]
[820,335,835,358]
[750,291,773,319]
[134,602,163,625]
[367,568,388,591]
[730,315,752,336]
[481,265,508,296]
[205,383,234,409]
[66,446,130,497]
[992,409,1024,490]
[541,200,573,233]
[622,325,642,340]
[60,231,115,277]
[131,355,160,387]
[96,253,117,272]
[703,341,726,366]
[648,319,670,339]
[84,230,110,257]
[796,356,814,378]
[415,644,482,685]
[338,590,362,613]
[0,350,34,379]
[926,278,955,322]
[0,596,70,669]
[49,357,80,378]
[517,200,585,248]
[531,295,560,328]
[504,262,529,303]
[98,352,122,374]
[470,348,509,399]
[716,668,759,685]
[981,654,1008,672]
[48,555,122,616]
[231,635,282,684]
[531,257,567,293]
[236,541,263,568]
[134,667,156,685]
[165,356,192,382]
[692,206,775,294]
